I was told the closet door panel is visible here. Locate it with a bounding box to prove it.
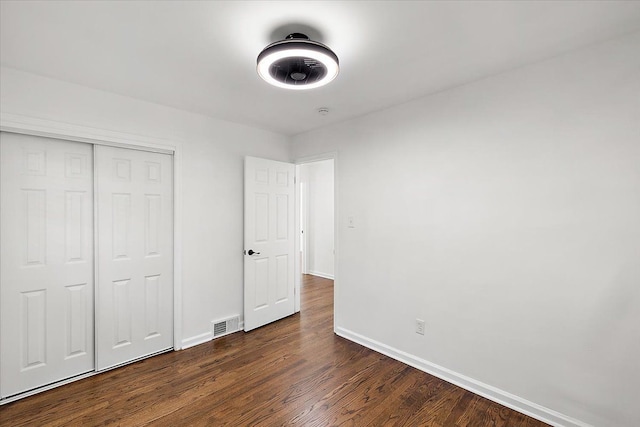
[1,132,94,398]
[95,146,173,370]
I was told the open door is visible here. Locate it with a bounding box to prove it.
[244,157,295,331]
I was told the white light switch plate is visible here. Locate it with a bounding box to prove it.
[347,216,355,228]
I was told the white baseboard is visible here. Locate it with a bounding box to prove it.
[181,321,245,350]
[307,270,334,280]
[181,331,212,349]
[335,327,591,427]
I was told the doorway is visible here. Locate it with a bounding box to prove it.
[294,157,335,313]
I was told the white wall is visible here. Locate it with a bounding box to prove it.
[300,160,334,279]
[0,66,291,347]
[292,32,640,427]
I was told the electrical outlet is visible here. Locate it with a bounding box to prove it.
[347,216,355,228]
[415,319,425,335]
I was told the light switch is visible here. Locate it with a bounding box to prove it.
[347,216,355,228]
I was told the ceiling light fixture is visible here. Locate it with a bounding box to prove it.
[257,33,339,90]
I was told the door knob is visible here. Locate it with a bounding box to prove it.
[248,249,260,255]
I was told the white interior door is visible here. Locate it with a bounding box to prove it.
[244,157,295,331]
[95,145,173,370]
[1,132,94,397]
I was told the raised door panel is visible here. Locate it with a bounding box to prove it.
[65,283,90,358]
[112,193,132,260]
[144,275,161,338]
[65,191,88,263]
[112,279,133,348]
[23,189,47,266]
[1,132,94,398]
[20,290,47,369]
[144,195,161,257]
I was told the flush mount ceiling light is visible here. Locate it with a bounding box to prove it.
[257,33,339,90]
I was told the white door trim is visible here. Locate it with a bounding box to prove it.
[293,152,338,329]
[0,112,183,352]
[299,179,309,275]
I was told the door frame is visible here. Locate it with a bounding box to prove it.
[293,152,337,329]
[0,112,183,355]
[299,180,309,275]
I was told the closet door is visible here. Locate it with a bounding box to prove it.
[95,145,173,370]
[0,132,94,397]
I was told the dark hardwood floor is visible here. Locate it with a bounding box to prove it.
[0,275,547,426]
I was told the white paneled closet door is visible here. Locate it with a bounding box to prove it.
[95,145,173,370]
[0,132,94,398]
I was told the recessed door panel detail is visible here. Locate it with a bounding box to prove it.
[255,193,269,242]
[66,284,88,358]
[255,168,268,184]
[145,194,161,257]
[276,171,288,186]
[23,189,46,267]
[254,259,269,309]
[24,149,46,175]
[65,153,89,178]
[112,194,131,260]
[144,275,160,339]
[146,162,161,183]
[276,194,288,241]
[21,290,47,370]
[113,159,131,182]
[113,279,132,348]
[275,255,288,303]
[65,191,86,263]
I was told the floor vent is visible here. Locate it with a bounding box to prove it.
[212,315,240,339]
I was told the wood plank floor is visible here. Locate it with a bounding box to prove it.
[0,275,548,426]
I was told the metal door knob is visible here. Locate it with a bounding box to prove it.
[248,249,260,255]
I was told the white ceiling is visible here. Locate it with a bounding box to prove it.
[2,1,640,136]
